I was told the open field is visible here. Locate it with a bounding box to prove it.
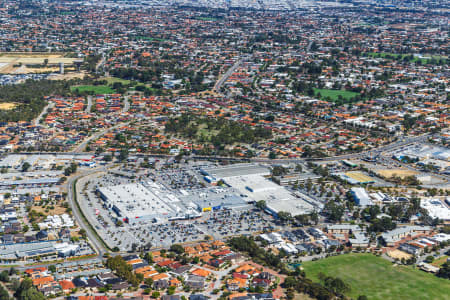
[49,72,86,80]
[365,52,448,64]
[431,256,449,267]
[313,88,359,101]
[71,85,115,94]
[388,249,412,260]
[345,171,376,183]
[376,169,419,178]
[0,52,79,74]
[101,77,131,85]
[0,103,18,110]
[302,254,450,300]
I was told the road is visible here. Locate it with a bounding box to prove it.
[34,102,54,127]
[67,168,109,256]
[73,122,128,152]
[123,95,130,113]
[95,53,107,74]
[74,95,130,152]
[86,95,93,113]
[214,57,244,92]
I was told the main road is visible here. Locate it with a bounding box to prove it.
[67,167,109,256]
[213,57,244,92]
[73,96,130,152]
[34,102,54,127]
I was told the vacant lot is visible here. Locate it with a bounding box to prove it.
[388,249,412,260]
[302,254,450,300]
[0,52,78,74]
[71,85,115,94]
[313,88,359,101]
[345,171,375,183]
[376,169,419,178]
[0,102,17,110]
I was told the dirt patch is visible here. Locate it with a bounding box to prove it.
[294,293,315,300]
[31,202,68,219]
[387,249,412,260]
[376,169,419,178]
[49,72,86,80]
[0,53,79,74]
[0,103,17,110]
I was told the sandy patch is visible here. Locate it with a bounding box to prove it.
[376,169,419,178]
[0,103,17,110]
[388,249,412,260]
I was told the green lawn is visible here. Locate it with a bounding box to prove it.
[302,254,450,300]
[135,36,167,42]
[313,88,359,102]
[196,17,219,21]
[431,255,449,267]
[101,77,131,85]
[365,52,447,64]
[70,85,115,94]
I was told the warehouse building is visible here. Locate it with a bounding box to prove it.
[350,187,373,206]
[98,183,179,223]
[202,164,320,217]
[179,187,249,212]
[200,163,270,181]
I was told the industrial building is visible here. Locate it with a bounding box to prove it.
[98,182,248,223]
[350,187,373,206]
[200,163,271,180]
[98,183,179,223]
[201,164,321,217]
[179,187,249,212]
[421,198,450,223]
[0,241,79,260]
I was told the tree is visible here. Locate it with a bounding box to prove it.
[21,162,31,172]
[0,271,9,282]
[170,244,184,254]
[424,255,434,263]
[151,291,160,298]
[144,278,154,288]
[324,202,344,222]
[309,211,319,225]
[48,265,56,273]
[277,211,292,223]
[323,276,350,295]
[14,278,45,300]
[119,149,129,161]
[295,214,310,225]
[437,262,450,279]
[255,200,266,210]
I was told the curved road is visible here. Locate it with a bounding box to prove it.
[67,168,109,256]
[34,102,54,127]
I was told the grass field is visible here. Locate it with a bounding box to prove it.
[302,254,450,300]
[71,85,115,94]
[431,256,449,267]
[196,17,220,21]
[313,88,359,101]
[101,77,131,85]
[135,36,167,42]
[365,52,447,64]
